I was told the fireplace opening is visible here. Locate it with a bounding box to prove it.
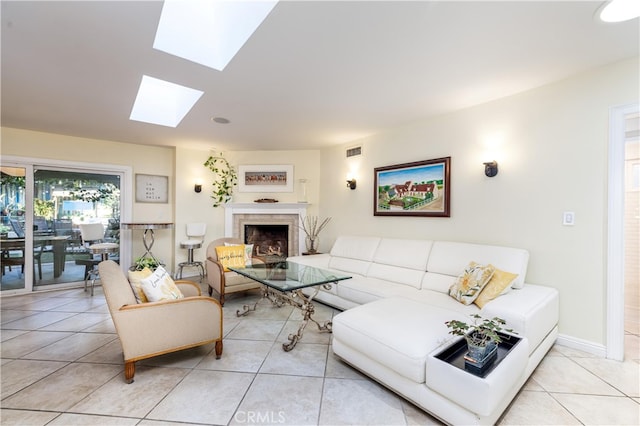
[244,224,288,262]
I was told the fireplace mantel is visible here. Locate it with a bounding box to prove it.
[223,203,309,255]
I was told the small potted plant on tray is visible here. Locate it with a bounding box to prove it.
[445,314,514,366]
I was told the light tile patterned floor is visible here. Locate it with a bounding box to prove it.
[1,285,638,425]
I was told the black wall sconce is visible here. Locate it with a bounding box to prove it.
[194,182,202,193]
[483,161,498,178]
[346,178,357,190]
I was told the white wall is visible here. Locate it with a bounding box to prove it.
[318,57,640,346]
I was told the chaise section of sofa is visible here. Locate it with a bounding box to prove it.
[288,235,559,425]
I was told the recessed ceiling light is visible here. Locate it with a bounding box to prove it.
[153,0,278,71]
[211,117,231,124]
[599,0,640,22]
[130,75,203,127]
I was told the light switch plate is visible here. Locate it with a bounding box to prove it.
[563,211,575,226]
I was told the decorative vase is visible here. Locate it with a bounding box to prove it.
[298,178,308,203]
[305,236,318,254]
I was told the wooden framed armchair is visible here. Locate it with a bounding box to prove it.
[206,238,262,305]
[98,260,223,383]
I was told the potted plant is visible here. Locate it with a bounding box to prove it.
[445,314,514,364]
[299,216,331,254]
[131,256,161,271]
[204,152,237,207]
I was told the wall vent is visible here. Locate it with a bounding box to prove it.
[346,146,362,157]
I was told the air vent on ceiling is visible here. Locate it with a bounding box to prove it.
[346,146,362,158]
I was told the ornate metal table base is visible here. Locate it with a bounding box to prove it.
[236,283,333,351]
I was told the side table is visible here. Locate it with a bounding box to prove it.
[120,222,173,268]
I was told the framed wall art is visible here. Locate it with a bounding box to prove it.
[135,174,169,203]
[374,157,450,217]
[238,164,294,193]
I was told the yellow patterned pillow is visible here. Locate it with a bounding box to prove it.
[140,266,184,302]
[474,268,518,308]
[449,261,495,305]
[128,267,152,303]
[224,242,254,265]
[215,245,247,272]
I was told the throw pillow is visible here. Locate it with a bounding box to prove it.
[224,242,254,265]
[474,268,519,308]
[449,261,495,305]
[140,266,184,302]
[215,245,247,272]
[128,267,152,303]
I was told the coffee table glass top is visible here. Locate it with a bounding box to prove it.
[230,261,351,292]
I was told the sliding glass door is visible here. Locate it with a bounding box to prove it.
[31,168,121,289]
[1,159,125,294]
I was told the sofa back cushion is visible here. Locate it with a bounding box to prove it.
[423,241,529,292]
[367,238,432,289]
[328,236,381,275]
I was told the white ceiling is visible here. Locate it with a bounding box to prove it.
[1,1,638,152]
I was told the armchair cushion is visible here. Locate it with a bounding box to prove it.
[141,266,184,302]
[215,245,246,272]
[128,267,152,303]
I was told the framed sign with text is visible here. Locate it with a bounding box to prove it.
[135,174,168,203]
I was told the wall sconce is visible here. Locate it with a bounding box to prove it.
[483,161,499,178]
[194,181,202,193]
[346,178,357,190]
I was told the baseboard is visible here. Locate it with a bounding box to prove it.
[556,333,607,358]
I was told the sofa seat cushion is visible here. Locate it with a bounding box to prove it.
[333,297,467,383]
[480,285,559,355]
[224,271,259,288]
[412,291,481,315]
[425,335,529,417]
[336,277,419,305]
[367,263,426,290]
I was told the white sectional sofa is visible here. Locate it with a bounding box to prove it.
[288,236,559,425]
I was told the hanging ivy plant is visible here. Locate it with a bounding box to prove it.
[204,153,237,207]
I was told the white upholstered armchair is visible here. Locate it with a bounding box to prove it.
[98,260,223,383]
[206,237,261,305]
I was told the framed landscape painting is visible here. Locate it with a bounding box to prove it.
[374,157,450,217]
[238,164,294,193]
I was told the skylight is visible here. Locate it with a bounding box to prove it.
[153,0,278,71]
[599,0,640,22]
[130,75,204,127]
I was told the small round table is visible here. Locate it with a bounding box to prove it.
[87,242,120,296]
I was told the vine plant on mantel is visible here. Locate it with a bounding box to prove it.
[204,152,238,207]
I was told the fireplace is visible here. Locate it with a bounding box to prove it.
[245,224,288,261]
[224,203,308,257]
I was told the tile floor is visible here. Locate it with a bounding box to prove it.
[1,284,639,426]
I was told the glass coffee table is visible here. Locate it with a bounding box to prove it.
[230,261,351,351]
